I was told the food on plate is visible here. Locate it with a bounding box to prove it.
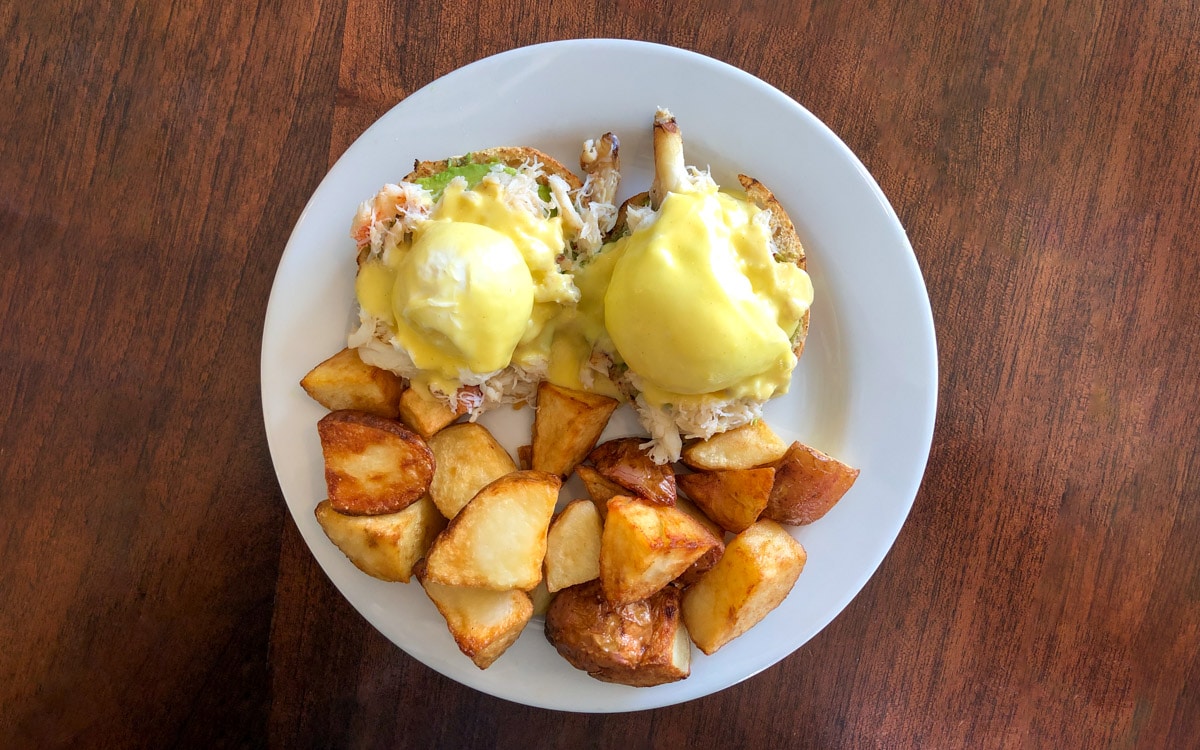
[529,578,554,617]
[574,464,626,519]
[681,520,807,655]
[544,579,690,687]
[549,109,812,463]
[314,497,445,582]
[677,467,776,534]
[421,470,561,591]
[762,441,860,525]
[427,422,517,519]
[680,419,789,471]
[587,437,676,506]
[599,495,721,606]
[300,347,406,418]
[297,112,860,683]
[348,136,621,420]
[673,496,726,587]
[531,382,619,477]
[397,385,468,438]
[317,410,435,515]
[415,562,534,669]
[544,499,603,593]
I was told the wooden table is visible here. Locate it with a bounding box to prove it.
[4,1,1197,746]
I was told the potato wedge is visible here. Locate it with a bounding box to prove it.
[314,497,445,582]
[300,348,406,418]
[531,382,619,477]
[588,438,676,506]
[529,578,555,617]
[317,410,435,515]
[673,496,725,587]
[415,564,533,669]
[397,386,466,439]
[422,471,561,591]
[545,500,603,593]
[682,520,807,655]
[680,420,788,471]
[600,496,720,606]
[575,465,626,520]
[677,467,776,533]
[427,423,516,519]
[763,442,860,525]
[544,580,690,687]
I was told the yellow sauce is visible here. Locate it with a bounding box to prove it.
[553,186,812,407]
[354,177,575,394]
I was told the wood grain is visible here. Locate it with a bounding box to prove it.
[2,0,1197,747]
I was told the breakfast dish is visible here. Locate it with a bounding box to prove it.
[347,139,620,416]
[551,109,813,463]
[261,39,936,712]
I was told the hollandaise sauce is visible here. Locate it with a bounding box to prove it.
[355,177,576,395]
[551,186,813,407]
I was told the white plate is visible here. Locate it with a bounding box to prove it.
[262,39,937,712]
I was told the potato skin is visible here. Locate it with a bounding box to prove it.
[544,580,689,687]
[317,410,435,515]
[588,438,676,506]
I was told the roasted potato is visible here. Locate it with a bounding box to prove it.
[300,347,406,417]
[529,578,555,617]
[544,580,690,687]
[421,471,561,591]
[415,563,533,669]
[531,382,619,477]
[544,500,603,593]
[588,438,676,506]
[427,423,517,519]
[681,420,788,471]
[314,497,445,582]
[673,496,726,587]
[763,442,860,525]
[682,520,807,654]
[397,386,466,438]
[600,495,720,606]
[317,410,435,515]
[575,464,626,520]
[677,467,776,533]
[517,444,532,471]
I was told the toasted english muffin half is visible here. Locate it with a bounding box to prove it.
[580,110,812,463]
[348,136,621,419]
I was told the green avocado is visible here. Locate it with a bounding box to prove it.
[415,158,553,203]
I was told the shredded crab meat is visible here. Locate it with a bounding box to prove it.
[350,182,434,255]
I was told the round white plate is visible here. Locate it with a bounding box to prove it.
[262,39,937,712]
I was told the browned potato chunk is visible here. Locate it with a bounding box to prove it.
[517,444,532,471]
[673,496,726,587]
[397,386,466,438]
[300,348,405,417]
[677,467,776,533]
[681,421,788,471]
[681,520,806,654]
[317,410,435,515]
[763,442,860,525]
[531,382,619,477]
[544,580,690,687]
[314,497,445,582]
[415,564,533,669]
[422,471,561,591]
[588,438,676,506]
[427,423,516,519]
[544,500,603,593]
[575,465,626,520]
[600,496,720,606]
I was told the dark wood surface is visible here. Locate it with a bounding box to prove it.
[3,1,1197,747]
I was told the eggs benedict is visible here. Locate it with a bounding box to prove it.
[552,110,812,462]
[348,139,621,415]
